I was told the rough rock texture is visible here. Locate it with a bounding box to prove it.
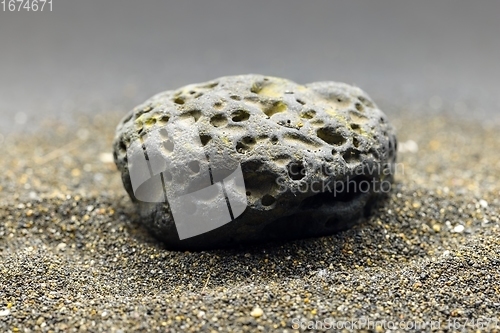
[113,75,397,249]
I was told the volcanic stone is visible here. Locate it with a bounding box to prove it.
[113,74,397,249]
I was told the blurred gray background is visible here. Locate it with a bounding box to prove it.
[1,0,499,133]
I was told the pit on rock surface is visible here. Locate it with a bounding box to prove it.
[113,74,397,249]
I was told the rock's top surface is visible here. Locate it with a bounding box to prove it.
[113,74,397,249]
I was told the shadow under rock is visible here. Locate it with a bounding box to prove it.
[119,194,398,290]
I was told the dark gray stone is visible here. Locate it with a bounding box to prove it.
[113,75,397,249]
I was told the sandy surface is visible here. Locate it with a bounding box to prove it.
[1,110,500,332]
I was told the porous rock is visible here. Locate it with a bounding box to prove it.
[113,75,397,249]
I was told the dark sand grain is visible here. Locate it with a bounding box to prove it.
[1,111,499,332]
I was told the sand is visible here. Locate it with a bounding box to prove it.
[1,110,499,332]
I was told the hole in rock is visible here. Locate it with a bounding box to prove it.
[342,148,361,164]
[263,101,287,117]
[353,137,360,148]
[158,115,170,125]
[300,110,316,119]
[210,114,227,127]
[174,97,185,105]
[199,134,211,146]
[231,110,250,122]
[261,194,276,206]
[287,161,306,180]
[188,160,200,173]
[183,109,202,122]
[317,127,346,146]
[162,140,174,153]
